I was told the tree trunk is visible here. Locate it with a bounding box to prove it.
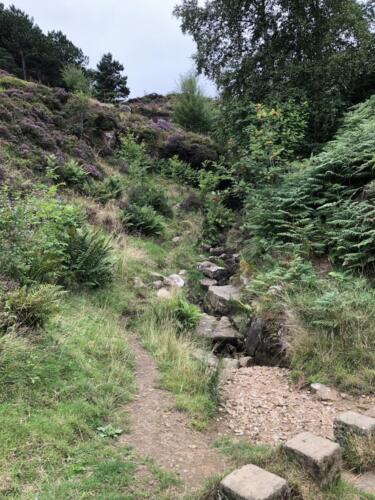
[20,49,27,80]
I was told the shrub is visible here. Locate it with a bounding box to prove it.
[62,64,91,94]
[122,204,166,237]
[160,155,199,186]
[1,284,63,330]
[84,176,123,204]
[56,159,87,187]
[153,294,201,333]
[62,228,113,288]
[201,200,235,245]
[127,182,173,218]
[118,134,152,175]
[173,73,214,133]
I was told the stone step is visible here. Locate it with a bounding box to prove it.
[195,314,241,343]
[334,411,375,441]
[284,432,341,486]
[220,464,289,500]
[206,284,241,315]
[197,261,228,280]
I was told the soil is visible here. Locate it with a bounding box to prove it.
[119,335,230,498]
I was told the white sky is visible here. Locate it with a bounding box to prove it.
[3,0,216,97]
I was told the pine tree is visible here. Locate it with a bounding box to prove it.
[94,53,130,104]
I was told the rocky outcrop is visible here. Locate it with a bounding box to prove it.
[245,317,290,365]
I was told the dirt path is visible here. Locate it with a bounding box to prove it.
[120,335,229,498]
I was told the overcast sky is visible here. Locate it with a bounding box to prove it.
[4,0,216,97]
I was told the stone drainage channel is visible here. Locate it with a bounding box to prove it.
[144,245,375,498]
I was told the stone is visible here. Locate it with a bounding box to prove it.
[220,464,289,500]
[153,280,164,290]
[207,285,241,315]
[284,432,341,485]
[150,271,164,279]
[163,274,185,288]
[157,288,173,300]
[197,261,228,280]
[221,358,240,370]
[365,406,375,418]
[310,383,340,402]
[239,356,254,368]
[178,269,187,276]
[195,314,240,343]
[192,349,218,369]
[134,277,146,288]
[172,236,182,244]
[334,411,375,440]
[245,318,290,365]
[209,246,225,256]
[199,278,218,288]
[355,472,375,494]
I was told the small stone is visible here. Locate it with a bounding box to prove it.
[157,288,173,300]
[164,274,185,288]
[284,432,341,485]
[172,236,182,244]
[239,356,254,368]
[178,269,187,276]
[153,280,164,290]
[334,411,375,440]
[199,278,218,288]
[365,406,375,418]
[355,472,375,494]
[310,383,340,401]
[197,261,228,280]
[150,271,164,279]
[220,464,289,500]
[221,358,240,370]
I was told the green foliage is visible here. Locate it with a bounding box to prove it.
[56,159,88,186]
[118,134,151,174]
[84,176,123,204]
[153,294,201,333]
[94,53,130,103]
[201,199,234,245]
[339,433,375,472]
[62,228,113,288]
[122,204,166,237]
[173,73,214,133]
[175,0,375,146]
[160,155,200,186]
[0,284,63,330]
[97,424,123,438]
[127,182,173,218]
[62,64,91,94]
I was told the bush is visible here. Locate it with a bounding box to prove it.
[118,134,152,175]
[127,182,173,218]
[160,156,199,186]
[55,159,88,187]
[122,204,166,237]
[62,228,113,288]
[173,73,214,134]
[201,200,235,245]
[62,64,91,95]
[154,294,201,333]
[84,176,123,204]
[0,284,63,330]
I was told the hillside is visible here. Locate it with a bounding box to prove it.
[0,70,375,500]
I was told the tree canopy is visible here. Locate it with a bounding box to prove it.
[94,53,130,103]
[175,0,375,146]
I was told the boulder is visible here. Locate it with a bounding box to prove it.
[195,314,240,343]
[152,280,164,290]
[245,318,289,365]
[355,472,375,495]
[200,278,218,288]
[334,411,375,441]
[197,261,228,280]
[310,383,340,402]
[206,285,241,315]
[284,432,341,486]
[220,464,289,500]
[163,274,185,288]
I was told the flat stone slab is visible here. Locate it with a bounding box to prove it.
[195,314,240,343]
[334,411,375,439]
[199,278,218,288]
[365,406,375,418]
[310,383,340,402]
[355,472,375,494]
[220,464,289,500]
[197,261,228,280]
[207,285,241,314]
[163,274,185,288]
[284,432,341,485]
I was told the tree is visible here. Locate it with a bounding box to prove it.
[94,53,130,103]
[174,0,375,146]
[62,64,91,94]
[173,72,213,133]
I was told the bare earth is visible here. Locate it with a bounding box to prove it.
[216,366,375,444]
[119,335,230,498]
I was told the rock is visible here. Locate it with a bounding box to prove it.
[172,236,181,244]
[365,406,375,418]
[178,269,187,276]
[195,314,240,343]
[355,472,375,494]
[197,261,228,280]
[220,464,289,500]
[239,356,254,368]
[192,349,218,369]
[150,271,164,279]
[334,411,375,441]
[206,285,241,315]
[134,277,146,288]
[199,278,218,288]
[310,383,340,402]
[284,432,341,486]
[153,280,164,290]
[245,318,289,365]
[209,246,225,256]
[221,358,240,370]
[157,288,173,300]
[163,274,185,288]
